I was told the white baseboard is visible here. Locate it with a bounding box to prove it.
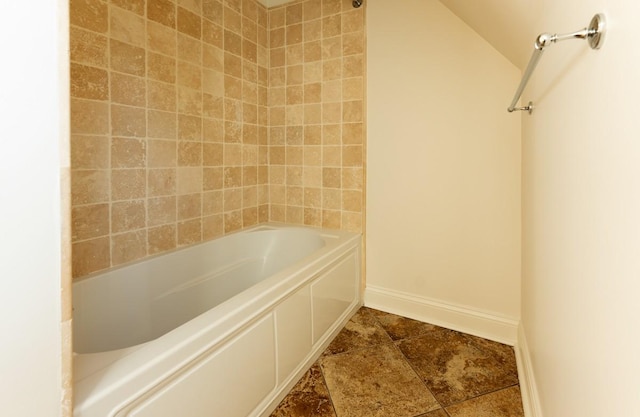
[515,324,543,417]
[364,285,519,345]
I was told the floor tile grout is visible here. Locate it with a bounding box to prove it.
[318,364,339,417]
[440,383,522,409]
[364,307,472,416]
[391,339,450,415]
[321,338,394,358]
[328,307,446,416]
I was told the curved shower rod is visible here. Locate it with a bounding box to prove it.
[507,13,606,114]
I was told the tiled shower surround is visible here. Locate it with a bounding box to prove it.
[266,0,364,230]
[70,0,365,278]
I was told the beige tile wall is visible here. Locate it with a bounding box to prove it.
[267,0,364,232]
[70,0,365,279]
[70,0,270,278]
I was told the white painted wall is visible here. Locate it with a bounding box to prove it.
[520,1,640,415]
[0,1,65,416]
[366,0,521,340]
[439,0,540,69]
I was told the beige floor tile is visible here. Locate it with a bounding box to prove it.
[320,343,440,417]
[323,307,392,356]
[366,307,444,341]
[445,386,524,417]
[396,327,519,407]
[270,363,336,417]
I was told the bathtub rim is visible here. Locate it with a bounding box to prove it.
[71,222,344,284]
[73,223,362,416]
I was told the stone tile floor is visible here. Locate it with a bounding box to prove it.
[270,307,524,417]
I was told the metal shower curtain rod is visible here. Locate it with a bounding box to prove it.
[507,13,606,114]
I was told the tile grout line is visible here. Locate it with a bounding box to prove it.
[385,335,449,415]
[317,360,340,417]
[389,341,449,416]
[363,307,449,416]
[441,383,523,411]
[319,334,394,359]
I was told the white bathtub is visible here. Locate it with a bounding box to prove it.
[73,224,362,417]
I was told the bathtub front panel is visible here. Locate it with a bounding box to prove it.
[311,252,360,344]
[274,286,313,384]
[119,314,276,417]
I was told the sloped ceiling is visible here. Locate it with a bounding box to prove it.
[255,0,536,69]
[438,0,540,70]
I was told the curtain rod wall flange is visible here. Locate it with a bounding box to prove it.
[507,13,606,114]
